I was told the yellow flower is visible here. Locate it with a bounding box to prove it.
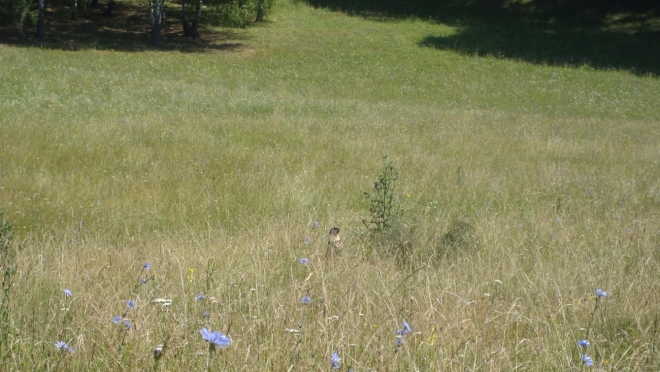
[188,268,194,282]
[406,193,411,198]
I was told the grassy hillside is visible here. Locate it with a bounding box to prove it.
[1,0,659,370]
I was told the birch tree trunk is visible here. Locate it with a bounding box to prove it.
[189,0,202,39]
[71,0,78,19]
[18,3,29,39]
[35,0,45,40]
[160,4,165,27]
[150,0,164,45]
[255,0,264,22]
[181,0,191,37]
[102,0,114,16]
[148,0,154,25]
[19,14,26,40]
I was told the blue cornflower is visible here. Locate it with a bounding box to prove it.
[124,320,132,329]
[63,289,72,297]
[195,294,206,301]
[203,311,210,318]
[577,339,590,347]
[581,354,593,367]
[596,289,607,298]
[141,278,147,284]
[301,296,312,304]
[200,328,231,348]
[143,262,151,270]
[396,336,405,346]
[113,315,122,324]
[127,300,136,309]
[300,258,309,265]
[313,221,319,229]
[55,341,74,353]
[330,351,341,370]
[396,321,412,335]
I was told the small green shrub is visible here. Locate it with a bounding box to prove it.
[363,156,403,233]
[363,157,413,265]
[376,223,415,266]
[437,219,478,258]
[207,0,276,27]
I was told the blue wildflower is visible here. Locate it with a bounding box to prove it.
[581,354,593,367]
[63,289,72,297]
[127,300,136,309]
[143,262,151,270]
[141,278,147,284]
[195,294,206,301]
[396,336,405,346]
[200,328,231,348]
[396,321,412,335]
[55,341,74,353]
[124,320,132,329]
[300,258,309,265]
[313,221,319,229]
[301,296,312,304]
[203,311,210,318]
[330,351,341,370]
[596,289,607,298]
[577,339,590,347]
[113,315,122,324]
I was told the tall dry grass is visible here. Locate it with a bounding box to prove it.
[1,0,659,370]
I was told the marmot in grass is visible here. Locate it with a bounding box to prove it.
[327,227,342,257]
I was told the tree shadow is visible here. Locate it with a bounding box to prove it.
[0,0,249,53]
[305,0,660,76]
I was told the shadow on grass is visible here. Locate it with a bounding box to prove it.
[0,1,249,53]
[305,0,660,76]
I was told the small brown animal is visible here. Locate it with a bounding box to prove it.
[327,227,342,257]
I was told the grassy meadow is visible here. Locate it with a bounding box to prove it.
[1,0,660,370]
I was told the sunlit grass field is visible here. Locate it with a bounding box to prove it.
[1,0,660,370]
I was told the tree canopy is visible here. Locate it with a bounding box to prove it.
[0,0,276,46]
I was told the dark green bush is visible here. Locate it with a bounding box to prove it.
[437,219,478,258]
[206,0,276,27]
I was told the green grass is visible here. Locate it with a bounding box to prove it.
[1,0,660,370]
